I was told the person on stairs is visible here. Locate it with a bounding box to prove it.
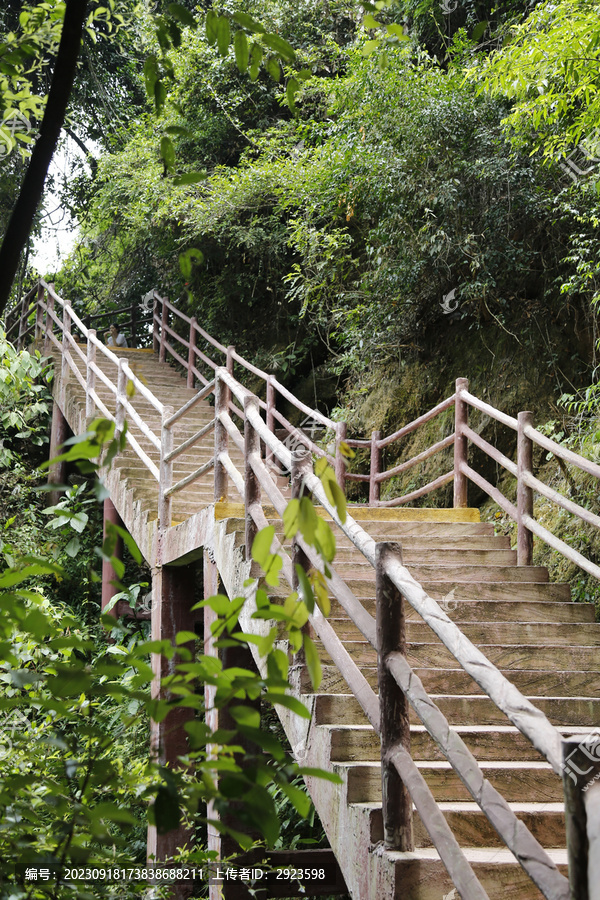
[105,323,128,348]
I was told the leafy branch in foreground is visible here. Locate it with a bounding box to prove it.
[1,410,341,896]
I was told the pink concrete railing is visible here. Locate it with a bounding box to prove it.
[9,282,600,579]
[11,280,600,898]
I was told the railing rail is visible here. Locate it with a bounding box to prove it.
[149,291,348,491]
[213,364,574,900]
[11,280,600,897]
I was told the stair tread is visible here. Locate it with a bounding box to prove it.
[51,340,596,898]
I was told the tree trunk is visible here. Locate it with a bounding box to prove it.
[0,0,88,315]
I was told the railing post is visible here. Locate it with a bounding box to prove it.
[18,287,29,350]
[369,430,381,506]
[291,446,312,587]
[375,541,414,851]
[60,298,72,406]
[153,296,159,355]
[159,405,174,529]
[266,375,276,470]
[115,358,127,436]
[244,396,261,558]
[159,297,168,363]
[562,734,600,900]
[335,421,347,495]
[86,330,97,420]
[187,317,197,389]
[130,302,137,348]
[454,377,469,508]
[517,410,534,567]
[226,345,235,376]
[214,370,229,503]
[35,282,44,344]
[44,285,55,355]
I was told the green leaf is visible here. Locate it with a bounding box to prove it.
[386,23,408,39]
[216,16,231,57]
[64,536,80,558]
[360,39,379,56]
[283,498,300,539]
[295,564,314,614]
[471,20,488,42]
[264,692,311,719]
[276,780,311,818]
[173,171,207,185]
[153,785,180,834]
[200,594,231,616]
[175,631,197,645]
[297,767,343,784]
[313,571,331,618]
[234,30,249,73]
[244,784,279,846]
[363,13,382,28]
[265,56,281,82]
[165,125,192,137]
[267,648,289,682]
[286,76,300,113]
[249,42,263,80]
[107,524,142,564]
[205,9,218,45]
[69,511,88,533]
[232,11,265,33]
[303,634,322,690]
[143,54,158,97]
[262,32,296,61]
[229,705,260,729]
[298,495,318,543]
[314,517,335,562]
[160,135,176,169]
[252,526,274,568]
[167,3,196,29]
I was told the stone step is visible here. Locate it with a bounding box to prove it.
[326,597,593,623]
[326,723,590,764]
[357,801,566,850]
[313,692,600,727]
[337,577,568,601]
[342,564,550,583]
[318,619,600,646]
[333,533,512,551]
[387,847,567,900]
[323,639,599,671]
[306,665,599,698]
[332,548,518,566]
[342,759,561,804]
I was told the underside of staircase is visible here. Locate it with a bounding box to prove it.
[48,344,600,899]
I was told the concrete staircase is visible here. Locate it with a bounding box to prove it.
[49,344,600,899]
[57,346,245,523]
[247,511,598,899]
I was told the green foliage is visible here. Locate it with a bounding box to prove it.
[473,0,600,162]
[0,415,341,895]
[0,329,51,469]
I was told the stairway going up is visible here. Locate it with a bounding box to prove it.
[19,280,600,900]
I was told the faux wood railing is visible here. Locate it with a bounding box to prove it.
[8,280,600,899]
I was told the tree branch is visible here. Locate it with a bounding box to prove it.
[0,0,89,315]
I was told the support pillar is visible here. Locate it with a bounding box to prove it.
[47,401,71,507]
[101,499,124,616]
[148,561,198,873]
[203,551,260,900]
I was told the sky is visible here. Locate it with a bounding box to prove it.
[30,135,96,273]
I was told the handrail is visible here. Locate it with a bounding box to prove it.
[217,366,571,899]
[151,292,346,489]
[14,279,598,895]
[15,280,600,585]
